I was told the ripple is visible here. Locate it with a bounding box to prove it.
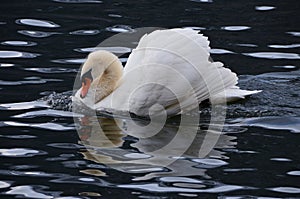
[270,157,292,162]
[108,14,123,18]
[272,65,296,69]
[13,109,83,118]
[16,18,60,28]
[287,171,300,176]
[0,181,11,189]
[210,49,235,54]
[0,134,36,139]
[236,43,258,47]
[10,165,39,170]
[119,58,128,63]
[128,167,164,173]
[51,58,86,64]
[74,46,131,54]
[1,41,37,46]
[47,143,83,149]
[0,63,15,67]
[183,27,206,31]
[25,67,78,73]
[70,29,100,35]
[79,177,95,182]
[0,101,49,110]
[287,32,300,37]
[223,168,257,172]
[223,148,258,154]
[243,52,300,59]
[18,30,60,38]
[269,187,300,194]
[106,25,135,33]
[60,160,88,168]
[4,121,74,131]
[255,6,276,11]
[192,158,228,168]
[0,78,61,86]
[235,117,300,133]
[6,185,53,199]
[0,148,46,157]
[53,0,102,3]
[160,177,203,183]
[7,170,57,178]
[124,153,151,159]
[118,183,244,193]
[268,44,300,49]
[222,26,251,31]
[0,50,39,58]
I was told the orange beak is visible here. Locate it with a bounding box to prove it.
[80,77,92,98]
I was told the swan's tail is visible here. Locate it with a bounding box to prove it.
[211,86,262,104]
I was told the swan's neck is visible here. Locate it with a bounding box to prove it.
[92,59,123,103]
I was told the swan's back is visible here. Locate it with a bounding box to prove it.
[97,29,239,116]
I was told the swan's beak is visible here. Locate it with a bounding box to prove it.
[80,78,92,98]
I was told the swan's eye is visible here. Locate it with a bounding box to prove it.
[81,69,93,84]
[82,78,87,85]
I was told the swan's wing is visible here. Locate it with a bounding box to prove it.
[97,29,239,116]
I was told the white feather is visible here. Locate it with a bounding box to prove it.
[76,28,260,116]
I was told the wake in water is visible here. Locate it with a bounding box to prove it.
[43,91,73,111]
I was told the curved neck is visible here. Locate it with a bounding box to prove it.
[92,59,123,102]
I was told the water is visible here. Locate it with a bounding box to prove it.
[0,0,299,198]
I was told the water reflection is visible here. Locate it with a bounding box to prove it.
[69,29,100,35]
[243,52,300,59]
[6,185,53,199]
[255,6,276,11]
[221,26,251,31]
[74,46,132,54]
[76,116,236,181]
[210,48,235,54]
[4,121,74,131]
[268,187,300,194]
[287,171,300,176]
[231,116,300,133]
[0,50,39,58]
[16,19,60,28]
[0,63,15,67]
[1,41,37,47]
[272,65,296,69]
[18,30,60,38]
[287,32,300,37]
[268,43,300,49]
[0,181,10,189]
[0,148,46,157]
[105,25,135,33]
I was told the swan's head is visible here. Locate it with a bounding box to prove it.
[79,50,120,99]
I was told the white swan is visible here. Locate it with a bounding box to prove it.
[74,28,260,116]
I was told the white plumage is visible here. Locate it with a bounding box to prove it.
[74,28,260,116]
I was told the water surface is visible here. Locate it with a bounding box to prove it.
[0,0,299,198]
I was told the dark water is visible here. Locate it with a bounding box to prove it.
[0,0,300,198]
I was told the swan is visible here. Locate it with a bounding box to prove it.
[74,28,260,116]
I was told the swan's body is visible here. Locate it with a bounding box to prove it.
[74,28,260,116]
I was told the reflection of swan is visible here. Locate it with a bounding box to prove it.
[74,28,260,116]
[78,116,236,180]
